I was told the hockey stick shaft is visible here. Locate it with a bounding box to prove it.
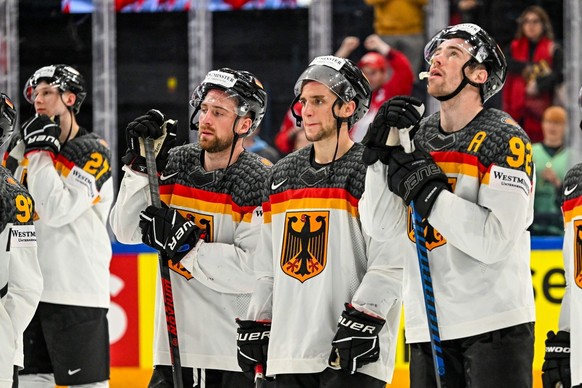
[254,364,265,388]
[410,203,446,388]
[145,138,184,388]
[397,126,446,387]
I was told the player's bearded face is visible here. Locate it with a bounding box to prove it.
[198,122,235,153]
[197,90,239,153]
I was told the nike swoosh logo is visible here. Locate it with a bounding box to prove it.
[271,178,288,190]
[565,185,578,196]
[160,172,178,181]
[68,368,81,375]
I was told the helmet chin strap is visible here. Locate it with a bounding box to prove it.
[327,98,351,177]
[225,117,241,170]
[435,60,483,102]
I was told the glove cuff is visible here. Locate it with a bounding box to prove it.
[23,149,56,159]
[236,319,272,330]
[413,180,448,219]
[343,304,385,334]
[122,151,148,174]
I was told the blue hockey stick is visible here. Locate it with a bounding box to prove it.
[395,107,446,387]
[410,202,446,388]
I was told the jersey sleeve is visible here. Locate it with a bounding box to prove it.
[359,161,409,241]
[246,185,275,321]
[428,131,534,264]
[189,204,264,294]
[26,143,112,227]
[351,232,403,319]
[109,165,150,244]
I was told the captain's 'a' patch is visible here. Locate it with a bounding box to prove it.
[280,211,329,283]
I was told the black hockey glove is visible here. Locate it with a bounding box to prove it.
[236,319,271,381]
[542,330,571,388]
[20,114,62,156]
[362,96,424,165]
[122,109,178,174]
[0,93,17,146]
[328,304,385,374]
[387,147,449,219]
[139,205,203,262]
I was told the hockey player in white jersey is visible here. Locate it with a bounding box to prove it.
[0,93,42,388]
[541,88,582,388]
[359,24,535,386]
[110,68,271,387]
[236,55,403,387]
[4,65,114,388]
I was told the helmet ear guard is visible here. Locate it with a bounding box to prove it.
[23,64,87,114]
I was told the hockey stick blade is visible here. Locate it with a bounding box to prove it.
[145,138,184,388]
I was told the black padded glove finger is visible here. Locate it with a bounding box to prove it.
[383,96,424,130]
[542,330,571,388]
[123,109,178,173]
[387,147,449,219]
[236,319,271,381]
[328,303,385,374]
[0,93,17,147]
[361,102,398,165]
[21,114,62,155]
[139,205,202,262]
[361,96,424,166]
[126,109,166,147]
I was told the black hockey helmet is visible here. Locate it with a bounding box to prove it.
[189,68,267,137]
[292,55,372,125]
[23,64,87,114]
[0,93,16,148]
[424,23,507,102]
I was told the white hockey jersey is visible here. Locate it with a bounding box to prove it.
[247,143,403,383]
[360,108,536,343]
[110,145,270,371]
[0,166,42,387]
[560,163,582,386]
[4,129,113,308]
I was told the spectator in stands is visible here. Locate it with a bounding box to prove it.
[274,100,303,156]
[531,105,569,236]
[452,0,532,50]
[274,34,414,152]
[337,35,415,142]
[503,5,564,143]
[363,0,427,77]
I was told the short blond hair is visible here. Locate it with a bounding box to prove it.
[542,106,567,123]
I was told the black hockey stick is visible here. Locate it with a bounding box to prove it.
[254,364,265,388]
[145,137,184,388]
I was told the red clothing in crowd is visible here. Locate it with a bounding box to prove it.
[503,37,554,143]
